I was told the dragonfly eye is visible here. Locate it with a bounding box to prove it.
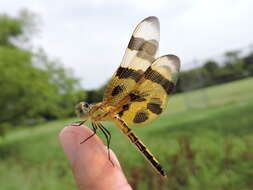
[83,102,89,108]
[75,102,90,118]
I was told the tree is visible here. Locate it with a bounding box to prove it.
[225,50,241,64]
[0,11,83,136]
[0,14,22,46]
[203,60,220,85]
[243,52,253,76]
[85,83,107,104]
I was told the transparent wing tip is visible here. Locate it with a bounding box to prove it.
[142,16,160,28]
[164,54,181,71]
[144,16,159,22]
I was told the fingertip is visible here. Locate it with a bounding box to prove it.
[59,125,92,142]
[59,125,95,164]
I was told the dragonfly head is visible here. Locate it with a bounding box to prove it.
[75,101,91,119]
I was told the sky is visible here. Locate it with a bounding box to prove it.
[1,0,253,89]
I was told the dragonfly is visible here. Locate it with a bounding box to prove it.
[75,16,180,177]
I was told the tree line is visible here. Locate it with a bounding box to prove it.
[176,50,253,92]
[1,11,253,136]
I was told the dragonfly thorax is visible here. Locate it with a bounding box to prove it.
[89,102,113,121]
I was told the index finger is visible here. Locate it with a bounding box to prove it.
[59,125,132,190]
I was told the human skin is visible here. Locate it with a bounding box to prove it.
[59,125,132,190]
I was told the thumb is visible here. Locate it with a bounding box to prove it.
[59,125,132,190]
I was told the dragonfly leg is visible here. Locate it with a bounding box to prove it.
[80,122,97,144]
[71,120,86,126]
[97,123,114,166]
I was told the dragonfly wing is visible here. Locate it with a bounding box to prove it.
[103,17,160,106]
[117,55,180,126]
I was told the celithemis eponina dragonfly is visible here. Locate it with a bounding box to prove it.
[75,16,180,177]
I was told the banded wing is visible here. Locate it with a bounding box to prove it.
[117,55,180,126]
[103,16,160,106]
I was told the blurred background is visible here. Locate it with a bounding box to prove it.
[0,0,253,189]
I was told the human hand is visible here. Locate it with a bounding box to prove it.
[59,125,132,190]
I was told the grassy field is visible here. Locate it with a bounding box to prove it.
[1,77,253,190]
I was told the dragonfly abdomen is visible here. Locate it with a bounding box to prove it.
[113,116,166,177]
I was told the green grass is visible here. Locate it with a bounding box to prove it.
[1,77,253,190]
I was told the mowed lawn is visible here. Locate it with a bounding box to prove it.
[1,77,253,190]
